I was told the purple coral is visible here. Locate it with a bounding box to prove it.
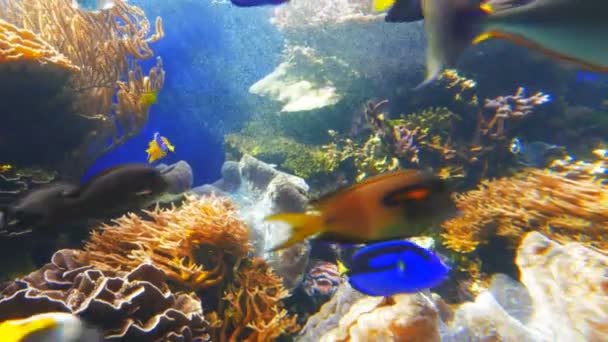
[482,87,551,137]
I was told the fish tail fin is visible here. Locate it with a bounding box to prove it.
[483,0,522,13]
[266,213,323,251]
[336,259,349,275]
[0,316,58,341]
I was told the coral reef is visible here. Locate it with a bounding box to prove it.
[194,155,311,292]
[324,83,551,185]
[80,195,251,291]
[0,0,164,175]
[300,232,608,341]
[441,167,608,253]
[0,249,210,341]
[1,193,299,341]
[208,257,299,342]
[442,232,608,341]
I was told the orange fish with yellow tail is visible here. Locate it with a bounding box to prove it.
[265,170,457,251]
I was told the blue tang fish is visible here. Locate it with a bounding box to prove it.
[72,0,115,12]
[230,0,289,7]
[339,240,449,296]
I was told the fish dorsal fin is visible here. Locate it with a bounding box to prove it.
[310,170,422,209]
[78,165,127,191]
[374,0,396,12]
[384,0,424,23]
[352,240,430,274]
[473,30,608,73]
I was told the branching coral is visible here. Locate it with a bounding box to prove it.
[0,0,165,174]
[0,19,77,70]
[441,167,608,253]
[480,87,551,138]
[80,195,251,290]
[323,101,457,181]
[209,257,299,342]
[324,80,551,185]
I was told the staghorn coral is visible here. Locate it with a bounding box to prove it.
[0,0,165,174]
[209,257,299,342]
[80,195,251,291]
[0,249,210,341]
[441,168,608,254]
[481,87,551,139]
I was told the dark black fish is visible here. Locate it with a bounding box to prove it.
[0,164,169,235]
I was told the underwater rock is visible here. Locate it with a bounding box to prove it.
[300,281,440,342]
[0,249,210,341]
[249,46,344,112]
[443,232,608,341]
[298,282,368,341]
[158,160,194,194]
[192,154,311,291]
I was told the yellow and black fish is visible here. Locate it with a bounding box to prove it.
[265,170,457,251]
[0,312,103,342]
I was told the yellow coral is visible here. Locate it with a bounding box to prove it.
[0,19,78,71]
[80,195,251,290]
[210,257,299,342]
[442,169,608,253]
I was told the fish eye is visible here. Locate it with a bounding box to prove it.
[509,138,521,154]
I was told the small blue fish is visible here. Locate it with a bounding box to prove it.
[230,0,289,7]
[72,0,115,12]
[338,240,449,296]
[509,137,563,168]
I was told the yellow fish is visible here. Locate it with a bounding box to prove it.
[0,164,12,173]
[146,132,175,163]
[0,312,103,342]
[265,170,457,251]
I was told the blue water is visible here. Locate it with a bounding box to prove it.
[83,0,283,186]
